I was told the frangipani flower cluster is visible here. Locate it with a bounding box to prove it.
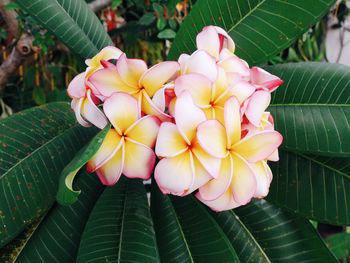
[67,26,283,211]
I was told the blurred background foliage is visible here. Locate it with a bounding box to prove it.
[0,0,350,262]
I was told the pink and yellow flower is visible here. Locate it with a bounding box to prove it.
[154,91,221,196]
[195,97,282,211]
[88,53,180,121]
[67,46,123,129]
[86,93,160,185]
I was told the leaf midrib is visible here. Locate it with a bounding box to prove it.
[0,122,81,180]
[228,210,271,263]
[168,196,194,263]
[227,0,266,33]
[294,152,350,179]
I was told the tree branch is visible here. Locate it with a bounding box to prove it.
[0,33,35,94]
[0,0,19,37]
[88,0,112,13]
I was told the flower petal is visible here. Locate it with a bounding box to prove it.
[231,153,256,205]
[81,90,108,129]
[219,55,250,77]
[95,145,124,186]
[140,61,179,97]
[141,91,172,122]
[196,189,240,212]
[197,120,227,158]
[156,122,188,158]
[224,97,241,147]
[89,68,135,97]
[268,149,279,162]
[87,129,123,172]
[214,26,235,53]
[126,115,160,148]
[103,93,139,133]
[67,72,86,98]
[86,46,123,76]
[174,73,212,107]
[72,98,90,127]
[178,53,190,73]
[251,161,271,198]
[232,130,283,163]
[191,142,221,178]
[199,155,233,201]
[123,140,155,180]
[185,50,218,82]
[117,53,148,87]
[250,66,283,92]
[186,155,212,194]
[175,91,206,144]
[245,90,271,127]
[154,151,194,196]
[196,26,221,59]
[229,80,256,104]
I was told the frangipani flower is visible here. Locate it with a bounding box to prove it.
[86,93,160,185]
[67,46,123,129]
[196,26,235,60]
[250,66,284,92]
[68,73,108,129]
[85,46,123,77]
[195,97,282,211]
[155,91,221,196]
[89,53,180,121]
[174,69,256,124]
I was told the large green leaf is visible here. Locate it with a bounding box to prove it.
[233,200,337,262]
[268,150,350,225]
[151,184,194,263]
[11,170,104,262]
[326,232,350,259]
[0,102,97,248]
[56,124,110,205]
[264,62,350,224]
[268,62,350,156]
[168,0,334,64]
[151,183,240,263]
[16,0,113,58]
[77,178,159,262]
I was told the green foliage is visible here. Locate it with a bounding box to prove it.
[168,0,335,64]
[16,0,113,59]
[56,125,110,205]
[1,0,350,261]
[326,232,350,260]
[77,178,159,262]
[0,102,97,248]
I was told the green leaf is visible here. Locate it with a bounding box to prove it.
[150,183,194,263]
[112,0,122,8]
[77,179,159,262]
[151,182,240,263]
[166,0,180,16]
[157,17,167,31]
[16,0,113,59]
[326,232,350,259]
[12,170,104,262]
[168,0,334,64]
[32,87,46,105]
[234,200,337,262]
[268,150,350,225]
[0,102,97,248]
[268,62,350,156]
[56,124,110,205]
[153,3,163,16]
[212,210,270,263]
[139,13,156,26]
[158,29,176,39]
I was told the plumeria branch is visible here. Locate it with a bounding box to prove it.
[88,0,112,13]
